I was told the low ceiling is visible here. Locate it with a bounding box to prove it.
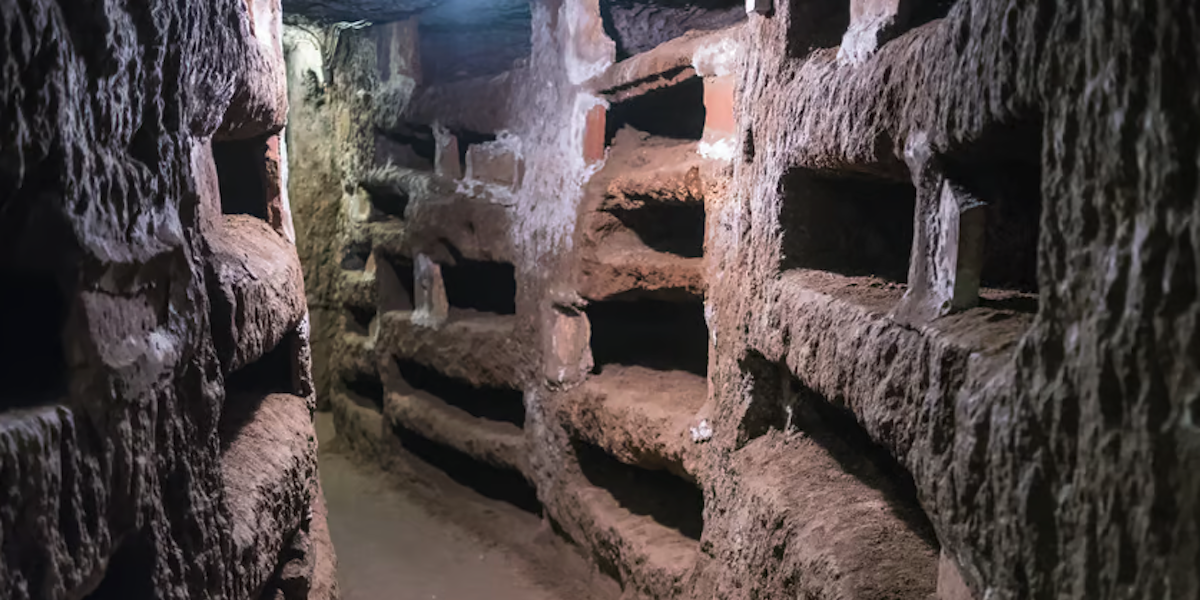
[281,0,530,25]
[281,0,441,22]
[601,0,746,59]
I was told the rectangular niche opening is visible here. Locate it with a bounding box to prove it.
[606,76,706,144]
[907,0,958,28]
[606,201,705,258]
[942,116,1043,313]
[787,0,850,57]
[573,439,704,542]
[393,423,542,514]
[393,357,525,428]
[587,296,708,377]
[345,305,375,336]
[359,165,411,221]
[441,259,517,316]
[342,372,385,413]
[780,169,916,283]
[738,352,940,547]
[224,333,297,397]
[218,334,300,454]
[456,130,498,175]
[375,125,436,171]
[340,243,371,271]
[82,532,155,600]
[377,254,415,313]
[0,270,69,410]
[213,136,270,219]
[600,0,746,61]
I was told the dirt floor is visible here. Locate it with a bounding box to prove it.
[316,413,568,600]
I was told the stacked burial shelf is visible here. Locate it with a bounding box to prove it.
[560,25,742,596]
[377,238,536,511]
[716,8,1043,596]
[207,137,317,599]
[774,114,1043,360]
[336,102,539,512]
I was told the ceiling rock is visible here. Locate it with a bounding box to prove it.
[281,0,443,22]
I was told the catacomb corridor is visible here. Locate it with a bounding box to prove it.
[1,0,1199,599]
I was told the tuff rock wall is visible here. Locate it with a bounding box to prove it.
[286,1,1198,600]
[1,1,336,599]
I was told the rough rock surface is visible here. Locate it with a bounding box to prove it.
[1,0,335,598]
[286,1,1200,600]
[208,215,308,374]
[221,393,318,600]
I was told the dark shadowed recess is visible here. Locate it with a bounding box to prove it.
[219,335,300,452]
[0,177,79,411]
[375,125,436,171]
[779,169,916,282]
[225,334,298,396]
[393,357,526,428]
[606,76,706,143]
[573,439,704,541]
[213,136,270,220]
[587,296,708,376]
[456,130,497,173]
[377,254,415,313]
[0,270,70,409]
[941,115,1043,301]
[341,242,371,271]
[343,372,385,412]
[738,352,940,547]
[908,0,958,27]
[346,304,375,336]
[362,178,411,221]
[441,257,517,315]
[600,0,746,60]
[393,423,542,514]
[607,201,705,257]
[786,0,848,57]
[81,532,156,600]
[419,0,532,83]
[784,0,957,58]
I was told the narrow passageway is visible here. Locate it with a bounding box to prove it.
[315,414,562,600]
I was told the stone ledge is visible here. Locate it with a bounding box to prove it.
[208,215,308,374]
[750,269,1033,465]
[580,248,704,301]
[559,365,706,479]
[376,312,529,391]
[589,26,741,102]
[219,393,316,600]
[359,170,516,265]
[698,433,939,600]
[559,474,701,600]
[383,389,528,476]
[330,389,386,463]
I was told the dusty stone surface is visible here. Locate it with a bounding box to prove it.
[0,1,334,598]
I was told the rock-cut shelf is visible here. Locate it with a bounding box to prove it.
[559,365,705,479]
[383,387,528,476]
[219,392,316,600]
[207,215,307,374]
